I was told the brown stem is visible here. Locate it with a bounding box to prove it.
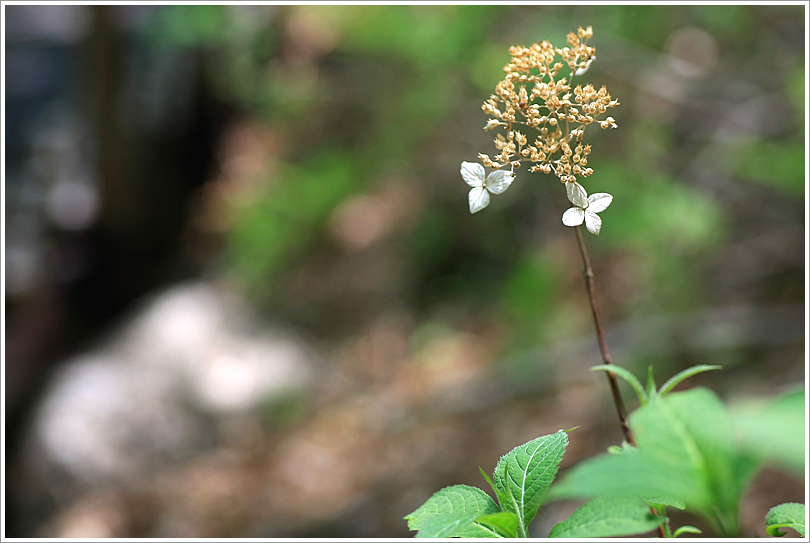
[573,226,634,445]
[574,226,669,538]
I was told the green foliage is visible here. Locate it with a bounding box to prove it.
[549,387,805,537]
[645,365,657,400]
[590,363,722,405]
[657,365,723,397]
[415,378,791,539]
[405,431,569,538]
[414,515,479,538]
[735,138,805,197]
[613,5,684,49]
[548,496,664,538]
[340,5,501,69]
[590,365,647,405]
[598,162,726,253]
[473,512,521,538]
[406,429,685,538]
[151,5,226,46]
[500,254,559,330]
[765,503,805,538]
[731,386,806,476]
[404,485,501,538]
[551,388,749,535]
[693,4,753,44]
[405,364,801,539]
[227,149,360,294]
[493,431,568,536]
[672,525,702,537]
[594,161,726,314]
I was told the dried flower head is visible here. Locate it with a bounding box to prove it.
[480,27,618,184]
[462,26,618,233]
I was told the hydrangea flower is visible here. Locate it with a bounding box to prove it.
[562,181,612,235]
[460,161,515,214]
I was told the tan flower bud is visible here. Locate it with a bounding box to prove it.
[484,119,501,131]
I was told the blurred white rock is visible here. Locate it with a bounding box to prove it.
[29,281,313,485]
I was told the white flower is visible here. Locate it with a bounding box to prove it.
[461,161,515,214]
[561,182,613,235]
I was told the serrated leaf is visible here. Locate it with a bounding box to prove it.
[591,365,647,405]
[494,457,523,532]
[474,512,520,538]
[405,485,501,537]
[548,496,665,538]
[658,365,722,397]
[493,430,568,536]
[765,502,805,537]
[414,514,478,538]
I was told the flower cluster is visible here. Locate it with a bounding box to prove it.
[461,26,617,234]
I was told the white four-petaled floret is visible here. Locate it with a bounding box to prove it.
[561,181,612,235]
[461,161,516,214]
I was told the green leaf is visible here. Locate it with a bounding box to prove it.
[549,450,694,514]
[646,365,658,402]
[657,365,722,397]
[765,502,805,537]
[633,387,746,535]
[590,365,647,405]
[474,512,520,538]
[672,525,702,537]
[634,456,687,510]
[414,514,478,538]
[549,426,693,510]
[494,430,568,536]
[548,496,665,538]
[479,466,497,492]
[731,387,805,476]
[646,496,686,511]
[479,466,511,515]
[405,485,501,537]
[550,388,747,536]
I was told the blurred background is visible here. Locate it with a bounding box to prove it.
[3,4,806,538]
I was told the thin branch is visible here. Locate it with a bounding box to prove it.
[574,226,668,538]
[573,226,635,445]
